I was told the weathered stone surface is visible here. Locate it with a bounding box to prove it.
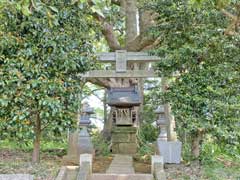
[82,70,157,78]
[106,155,135,174]
[151,155,164,174]
[111,127,137,154]
[90,174,154,180]
[77,162,91,180]
[116,50,127,72]
[112,133,136,143]
[97,52,160,62]
[55,166,79,180]
[112,127,137,133]
[151,155,166,180]
[118,143,137,154]
[0,174,33,180]
[80,154,92,173]
[156,140,182,164]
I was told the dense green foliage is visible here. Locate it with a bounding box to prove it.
[148,0,240,156]
[0,1,94,145]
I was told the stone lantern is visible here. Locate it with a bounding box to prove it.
[155,105,182,164]
[79,102,94,127]
[155,105,167,141]
[63,102,95,165]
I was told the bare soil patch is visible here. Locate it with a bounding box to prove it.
[0,149,61,180]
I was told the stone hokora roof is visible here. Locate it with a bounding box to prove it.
[107,87,141,107]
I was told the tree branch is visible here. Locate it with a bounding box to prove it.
[221,9,237,21]
[221,8,240,35]
[111,0,120,6]
[102,22,122,51]
[88,0,122,51]
[142,36,162,51]
[126,10,158,51]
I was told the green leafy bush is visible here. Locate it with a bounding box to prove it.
[91,130,110,156]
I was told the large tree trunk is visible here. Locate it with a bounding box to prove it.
[191,130,203,158]
[125,0,138,47]
[32,112,41,163]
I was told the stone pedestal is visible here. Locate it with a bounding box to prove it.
[63,128,94,165]
[156,140,182,164]
[111,126,137,154]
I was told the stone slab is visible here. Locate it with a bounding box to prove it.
[151,155,164,174]
[90,174,154,180]
[0,174,33,180]
[156,140,182,164]
[55,166,79,180]
[82,70,157,78]
[112,133,136,143]
[97,52,160,62]
[80,154,92,172]
[106,155,135,174]
[112,127,137,133]
[118,143,137,154]
[77,162,91,180]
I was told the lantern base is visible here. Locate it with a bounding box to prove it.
[156,140,182,164]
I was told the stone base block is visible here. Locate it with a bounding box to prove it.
[156,140,182,164]
[111,126,137,154]
[112,143,137,154]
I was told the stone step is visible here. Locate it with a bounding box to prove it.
[107,165,133,169]
[106,168,135,174]
[106,155,135,174]
[90,174,154,180]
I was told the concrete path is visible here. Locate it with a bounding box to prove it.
[106,155,135,174]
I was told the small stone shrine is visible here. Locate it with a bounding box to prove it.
[155,105,182,164]
[63,102,94,164]
[107,87,140,154]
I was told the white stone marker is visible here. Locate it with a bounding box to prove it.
[151,155,164,174]
[80,154,92,173]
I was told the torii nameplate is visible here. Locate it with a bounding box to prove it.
[82,50,160,78]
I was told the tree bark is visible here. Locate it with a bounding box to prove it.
[32,112,41,163]
[191,130,203,158]
[102,108,113,141]
[102,90,112,140]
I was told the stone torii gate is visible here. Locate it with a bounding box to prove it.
[83,50,158,78]
[82,50,176,154]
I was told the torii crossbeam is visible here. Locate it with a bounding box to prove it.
[82,50,160,78]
